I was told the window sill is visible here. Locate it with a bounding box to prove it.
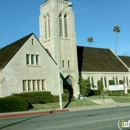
[26,65,41,67]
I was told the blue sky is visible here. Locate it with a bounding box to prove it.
[0,0,130,56]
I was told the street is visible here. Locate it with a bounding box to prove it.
[0,106,130,130]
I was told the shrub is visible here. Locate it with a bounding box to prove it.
[12,91,52,104]
[52,94,75,102]
[108,91,123,96]
[97,80,103,91]
[52,95,59,102]
[93,90,101,95]
[128,89,130,93]
[109,80,115,85]
[63,89,69,94]
[0,96,29,113]
[78,78,91,96]
[119,80,124,84]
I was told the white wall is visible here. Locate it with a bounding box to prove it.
[1,35,59,97]
[81,71,130,90]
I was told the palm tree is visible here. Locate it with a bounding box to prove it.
[87,37,94,47]
[113,26,120,54]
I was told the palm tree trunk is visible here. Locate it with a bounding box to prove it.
[116,32,117,54]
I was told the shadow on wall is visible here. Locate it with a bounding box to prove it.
[60,74,74,108]
[77,47,84,77]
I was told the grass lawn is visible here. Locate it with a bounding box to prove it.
[30,100,97,111]
[111,96,130,103]
[91,94,130,103]
[29,94,130,111]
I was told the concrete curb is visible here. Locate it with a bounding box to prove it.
[0,108,69,119]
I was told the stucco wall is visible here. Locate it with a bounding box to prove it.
[81,71,130,90]
[1,35,59,97]
[0,69,4,97]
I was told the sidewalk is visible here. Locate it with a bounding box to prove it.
[0,101,130,119]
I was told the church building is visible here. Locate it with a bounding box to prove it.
[0,0,130,98]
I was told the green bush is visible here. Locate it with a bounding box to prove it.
[93,90,101,95]
[52,95,59,102]
[52,94,75,102]
[108,91,123,96]
[109,80,115,85]
[0,96,29,113]
[119,80,124,84]
[97,80,103,91]
[12,91,52,104]
[78,78,91,96]
[128,89,130,93]
[63,89,69,94]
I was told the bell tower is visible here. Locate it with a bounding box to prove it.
[39,0,79,97]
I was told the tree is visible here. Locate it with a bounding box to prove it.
[113,26,120,54]
[87,37,94,47]
[78,78,91,97]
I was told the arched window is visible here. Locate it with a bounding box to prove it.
[47,14,50,38]
[64,14,68,38]
[59,14,63,37]
[44,16,47,39]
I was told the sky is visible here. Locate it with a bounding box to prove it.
[0,0,130,56]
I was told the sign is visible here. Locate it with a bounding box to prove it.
[108,85,124,91]
[118,119,130,130]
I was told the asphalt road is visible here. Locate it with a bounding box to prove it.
[0,106,130,130]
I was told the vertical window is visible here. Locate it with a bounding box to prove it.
[23,80,26,92]
[26,54,30,65]
[62,60,64,68]
[42,80,45,90]
[59,14,63,37]
[47,14,50,38]
[64,14,68,37]
[28,80,31,91]
[37,80,41,90]
[33,80,36,91]
[31,55,34,65]
[32,39,34,45]
[36,55,39,65]
[104,77,107,88]
[44,16,47,39]
[68,60,70,68]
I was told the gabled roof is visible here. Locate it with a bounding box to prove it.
[77,46,128,72]
[118,56,130,68]
[0,33,33,69]
[0,33,57,69]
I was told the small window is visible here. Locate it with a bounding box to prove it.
[37,80,41,90]
[32,39,34,45]
[23,80,26,92]
[36,55,39,65]
[26,54,30,65]
[42,80,45,90]
[68,60,70,68]
[59,14,63,37]
[33,80,36,91]
[64,14,68,38]
[62,60,64,68]
[28,80,31,91]
[44,16,47,39]
[47,14,50,38]
[31,55,34,65]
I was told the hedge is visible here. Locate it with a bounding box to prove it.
[0,96,29,113]
[93,90,101,95]
[108,90,123,96]
[12,91,52,104]
[52,94,75,102]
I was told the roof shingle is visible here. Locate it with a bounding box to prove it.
[0,33,33,69]
[77,46,128,72]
